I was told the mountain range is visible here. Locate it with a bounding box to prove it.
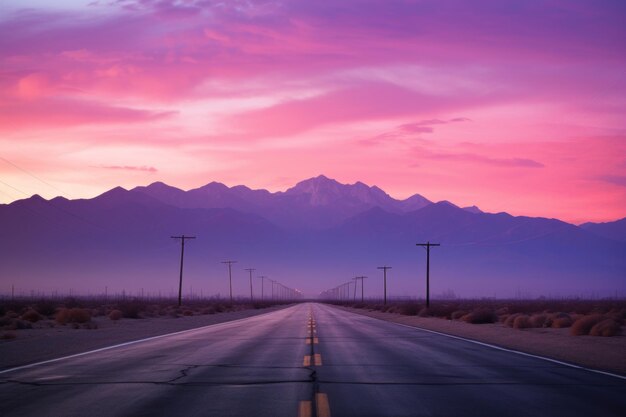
[1,175,624,298]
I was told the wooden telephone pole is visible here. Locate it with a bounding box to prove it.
[171,235,196,306]
[377,266,392,305]
[416,242,440,308]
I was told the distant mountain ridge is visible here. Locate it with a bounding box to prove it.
[1,175,625,297]
[132,175,434,230]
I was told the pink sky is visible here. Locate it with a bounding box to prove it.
[1,0,625,224]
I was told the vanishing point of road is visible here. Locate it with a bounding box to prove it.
[0,303,624,417]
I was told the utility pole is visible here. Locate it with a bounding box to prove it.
[377,266,392,305]
[171,235,196,307]
[354,276,367,302]
[245,268,255,301]
[270,279,276,300]
[416,242,440,308]
[258,276,267,300]
[222,260,237,303]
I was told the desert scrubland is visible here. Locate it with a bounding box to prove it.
[1,297,625,375]
[333,299,626,375]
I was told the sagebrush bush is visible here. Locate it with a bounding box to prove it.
[21,309,42,323]
[529,314,547,328]
[571,314,605,336]
[35,302,56,317]
[550,313,573,328]
[1,332,17,340]
[108,310,123,321]
[118,300,143,319]
[56,308,91,325]
[513,315,531,329]
[589,319,621,337]
[462,309,496,324]
[396,303,420,316]
[451,310,468,320]
[504,313,521,327]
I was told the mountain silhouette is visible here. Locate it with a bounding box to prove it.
[1,176,624,298]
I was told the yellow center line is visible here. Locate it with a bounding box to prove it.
[314,353,322,366]
[298,401,312,417]
[316,393,331,417]
[303,355,311,366]
[306,337,319,345]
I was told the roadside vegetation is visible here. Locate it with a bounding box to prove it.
[326,299,625,337]
[0,297,290,340]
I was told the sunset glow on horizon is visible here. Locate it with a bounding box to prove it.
[1,0,625,224]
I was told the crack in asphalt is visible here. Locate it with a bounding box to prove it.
[0,379,314,387]
[0,363,316,387]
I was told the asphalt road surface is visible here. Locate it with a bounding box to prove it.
[0,303,624,417]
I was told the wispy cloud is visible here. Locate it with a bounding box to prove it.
[0,1,624,222]
[99,165,158,172]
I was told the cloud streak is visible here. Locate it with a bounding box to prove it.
[0,0,624,222]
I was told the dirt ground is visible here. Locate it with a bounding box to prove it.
[0,305,288,370]
[339,306,626,376]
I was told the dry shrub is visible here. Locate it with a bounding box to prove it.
[82,321,98,330]
[495,307,509,316]
[35,303,56,317]
[504,313,521,327]
[118,301,143,319]
[550,313,573,328]
[462,309,496,324]
[202,306,217,315]
[529,314,547,328]
[571,314,605,336]
[451,310,468,320]
[589,319,621,337]
[1,318,32,330]
[21,309,42,323]
[513,315,532,329]
[1,332,17,340]
[396,303,420,316]
[417,308,431,317]
[56,308,91,325]
[182,310,193,316]
[108,310,123,321]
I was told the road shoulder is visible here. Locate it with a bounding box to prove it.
[334,305,626,376]
[0,304,291,370]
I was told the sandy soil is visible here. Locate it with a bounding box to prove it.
[338,306,626,376]
[0,305,289,371]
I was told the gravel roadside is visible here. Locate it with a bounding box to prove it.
[336,306,626,376]
[0,304,290,371]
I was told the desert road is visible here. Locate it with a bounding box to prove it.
[0,303,624,417]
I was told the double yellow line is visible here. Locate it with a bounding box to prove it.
[299,308,331,417]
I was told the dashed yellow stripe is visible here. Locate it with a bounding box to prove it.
[314,353,322,366]
[298,401,312,417]
[316,393,331,417]
[306,337,319,345]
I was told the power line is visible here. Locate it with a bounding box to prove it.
[0,156,64,194]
